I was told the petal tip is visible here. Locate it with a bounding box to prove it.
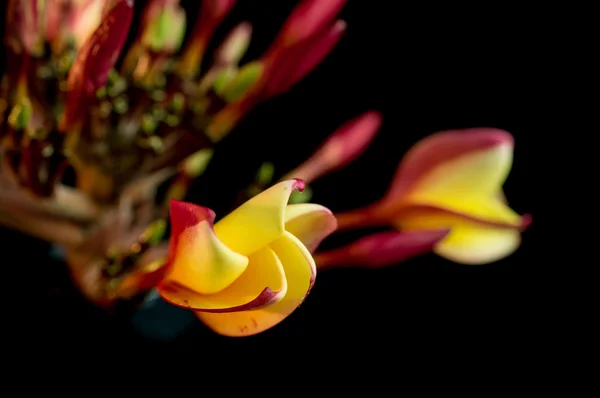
[520,213,533,229]
[365,109,383,123]
[471,128,514,148]
[292,178,306,192]
[169,199,216,225]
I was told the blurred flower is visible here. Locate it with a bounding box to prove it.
[0,0,347,307]
[155,179,336,337]
[319,128,532,267]
[282,111,383,184]
[314,229,451,270]
[0,0,533,337]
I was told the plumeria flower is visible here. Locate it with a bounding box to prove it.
[154,179,336,336]
[0,0,348,306]
[313,128,532,268]
[0,0,533,339]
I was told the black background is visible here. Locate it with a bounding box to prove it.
[3,1,540,361]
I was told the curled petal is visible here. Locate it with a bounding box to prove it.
[158,246,286,312]
[162,221,248,295]
[197,232,315,336]
[383,128,514,208]
[279,0,347,47]
[314,229,450,270]
[168,199,215,259]
[284,203,337,253]
[395,131,521,228]
[165,200,246,295]
[214,179,305,256]
[395,206,530,265]
[283,111,382,184]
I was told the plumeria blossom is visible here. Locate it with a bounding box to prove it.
[0,0,532,338]
[154,179,336,337]
[0,0,348,305]
[310,128,532,268]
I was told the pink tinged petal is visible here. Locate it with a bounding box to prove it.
[266,20,346,98]
[395,134,525,229]
[283,111,382,184]
[61,0,134,130]
[167,199,216,263]
[167,201,247,294]
[196,231,316,337]
[279,0,347,47]
[158,246,287,312]
[314,229,450,270]
[284,203,338,253]
[162,221,249,295]
[382,128,514,207]
[158,200,289,312]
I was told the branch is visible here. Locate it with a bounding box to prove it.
[0,209,85,246]
[0,184,102,222]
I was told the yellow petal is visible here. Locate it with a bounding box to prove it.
[398,208,522,265]
[158,246,287,312]
[405,136,520,226]
[162,220,249,295]
[435,225,521,265]
[214,179,305,256]
[197,231,316,337]
[284,203,337,253]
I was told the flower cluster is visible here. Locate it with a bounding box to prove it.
[0,0,531,337]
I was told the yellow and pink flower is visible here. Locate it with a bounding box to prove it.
[153,179,336,337]
[315,127,532,268]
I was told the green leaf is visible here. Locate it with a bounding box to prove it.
[8,99,32,130]
[142,219,168,245]
[147,6,187,52]
[221,61,263,102]
[212,67,237,97]
[183,149,214,178]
